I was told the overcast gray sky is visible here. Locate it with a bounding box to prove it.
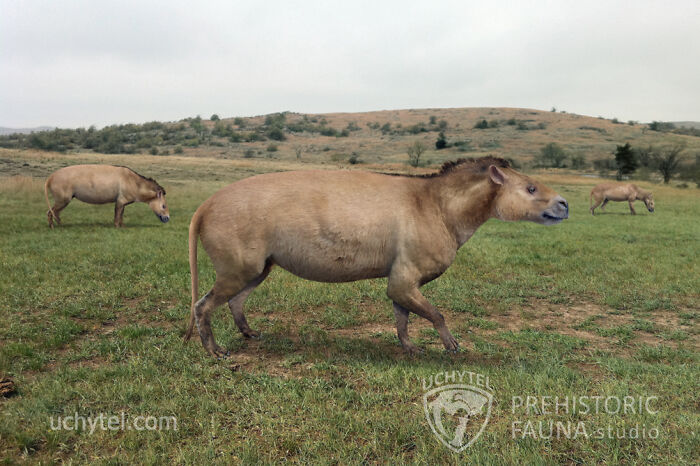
[1,0,698,128]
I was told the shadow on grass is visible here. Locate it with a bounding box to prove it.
[50,222,162,229]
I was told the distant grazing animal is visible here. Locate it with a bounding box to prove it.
[184,157,569,359]
[589,183,654,215]
[44,164,169,228]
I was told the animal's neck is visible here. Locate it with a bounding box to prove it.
[428,175,498,247]
[129,173,157,202]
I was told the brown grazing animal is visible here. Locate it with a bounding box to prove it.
[185,157,569,358]
[589,183,654,215]
[44,164,169,228]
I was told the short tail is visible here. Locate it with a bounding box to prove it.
[44,177,56,225]
[184,210,201,341]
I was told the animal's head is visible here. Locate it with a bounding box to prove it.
[643,193,655,212]
[147,189,170,223]
[488,164,568,225]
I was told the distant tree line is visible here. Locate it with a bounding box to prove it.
[0,113,371,154]
[648,121,700,137]
[531,140,695,185]
[595,142,693,184]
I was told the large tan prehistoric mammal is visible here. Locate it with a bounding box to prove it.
[44,164,170,228]
[185,157,569,358]
[589,183,654,215]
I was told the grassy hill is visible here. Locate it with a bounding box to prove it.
[1,108,698,182]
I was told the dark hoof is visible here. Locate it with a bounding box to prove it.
[210,346,230,359]
[243,329,261,339]
[402,344,424,355]
[443,337,460,353]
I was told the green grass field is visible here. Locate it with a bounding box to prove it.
[0,152,698,464]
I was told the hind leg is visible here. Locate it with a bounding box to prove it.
[228,262,273,339]
[48,197,70,227]
[193,290,233,358]
[590,196,603,215]
[393,303,422,355]
[195,261,268,358]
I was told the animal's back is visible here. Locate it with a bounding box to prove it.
[591,182,633,201]
[49,165,126,204]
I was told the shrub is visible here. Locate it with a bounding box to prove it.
[653,144,685,183]
[210,114,220,121]
[266,144,278,152]
[570,155,587,169]
[245,132,263,142]
[266,127,286,141]
[243,149,255,158]
[435,132,447,150]
[348,153,362,164]
[265,113,287,127]
[174,145,183,154]
[536,143,567,168]
[614,143,638,179]
[474,119,489,129]
[212,121,233,138]
[407,123,428,134]
[149,147,158,155]
[320,127,337,137]
[407,141,426,167]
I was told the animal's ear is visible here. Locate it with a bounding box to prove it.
[488,165,507,185]
[157,191,162,199]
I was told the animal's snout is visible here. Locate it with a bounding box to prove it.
[554,195,569,218]
[159,214,170,223]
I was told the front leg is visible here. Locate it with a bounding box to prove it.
[628,199,636,215]
[387,277,459,353]
[114,202,126,227]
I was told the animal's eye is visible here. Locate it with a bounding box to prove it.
[527,185,536,194]
[162,205,166,209]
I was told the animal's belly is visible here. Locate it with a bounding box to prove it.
[270,241,391,283]
[605,193,629,201]
[72,184,118,204]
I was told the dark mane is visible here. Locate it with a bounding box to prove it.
[379,156,510,179]
[117,166,166,194]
